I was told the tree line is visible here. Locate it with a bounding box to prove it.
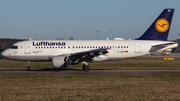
[0,38,26,42]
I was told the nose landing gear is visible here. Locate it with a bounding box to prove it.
[26,61,30,71]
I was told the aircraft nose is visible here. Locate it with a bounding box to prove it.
[1,50,8,58]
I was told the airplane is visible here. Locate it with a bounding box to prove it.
[1,9,178,71]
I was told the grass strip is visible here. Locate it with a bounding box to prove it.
[1,58,180,70]
[0,75,180,100]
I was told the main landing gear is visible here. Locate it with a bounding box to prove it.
[26,61,31,71]
[82,62,90,71]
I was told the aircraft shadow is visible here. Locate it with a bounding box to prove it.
[0,68,109,71]
[32,68,109,71]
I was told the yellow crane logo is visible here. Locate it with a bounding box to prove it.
[155,18,169,32]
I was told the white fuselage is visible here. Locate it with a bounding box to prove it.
[1,40,177,62]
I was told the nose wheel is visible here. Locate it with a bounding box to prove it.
[26,61,31,71]
[26,67,30,71]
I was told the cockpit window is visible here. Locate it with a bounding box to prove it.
[9,45,18,49]
[13,46,18,49]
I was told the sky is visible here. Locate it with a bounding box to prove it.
[0,0,180,40]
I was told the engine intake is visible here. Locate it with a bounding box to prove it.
[52,56,66,68]
[52,56,72,68]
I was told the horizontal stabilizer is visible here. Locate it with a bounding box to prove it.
[149,42,177,52]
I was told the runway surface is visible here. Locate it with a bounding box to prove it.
[0,69,180,75]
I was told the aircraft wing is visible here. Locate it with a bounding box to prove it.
[70,48,109,63]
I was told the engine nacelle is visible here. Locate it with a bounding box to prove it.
[52,56,66,68]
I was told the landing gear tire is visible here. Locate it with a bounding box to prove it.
[26,67,30,71]
[83,64,90,71]
[84,66,90,71]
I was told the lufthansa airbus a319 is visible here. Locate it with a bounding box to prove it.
[1,9,178,71]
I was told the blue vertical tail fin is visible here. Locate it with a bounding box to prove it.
[136,9,174,41]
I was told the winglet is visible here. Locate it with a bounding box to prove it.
[136,9,174,41]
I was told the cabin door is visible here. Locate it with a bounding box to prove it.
[135,42,141,53]
[24,42,31,54]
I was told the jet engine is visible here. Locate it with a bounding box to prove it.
[52,56,72,68]
[52,56,65,68]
